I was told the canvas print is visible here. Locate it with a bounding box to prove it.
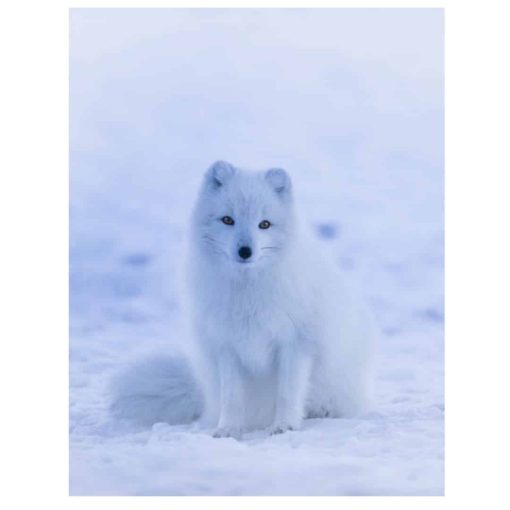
[69,8,444,495]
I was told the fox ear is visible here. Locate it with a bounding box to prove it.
[265,168,291,195]
[205,160,235,189]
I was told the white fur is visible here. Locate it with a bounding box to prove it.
[187,161,375,438]
[110,161,375,437]
[110,353,204,427]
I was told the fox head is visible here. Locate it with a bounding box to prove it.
[192,161,296,269]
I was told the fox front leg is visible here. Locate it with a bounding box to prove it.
[212,349,245,439]
[270,345,312,435]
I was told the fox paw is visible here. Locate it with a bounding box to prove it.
[212,426,242,440]
[268,421,299,436]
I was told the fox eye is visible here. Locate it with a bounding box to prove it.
[259,220,271,229]
[221,216,235,226]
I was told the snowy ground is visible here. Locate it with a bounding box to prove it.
[69,9,444,495]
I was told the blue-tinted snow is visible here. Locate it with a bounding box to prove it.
[69,8,444,495]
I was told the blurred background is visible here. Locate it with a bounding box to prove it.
[70,9,444,495]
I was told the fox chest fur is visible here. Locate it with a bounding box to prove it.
[192,264,307,373]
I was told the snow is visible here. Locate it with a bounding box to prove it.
[69,8,444,496]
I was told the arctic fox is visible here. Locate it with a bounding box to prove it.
[111,161,375,438]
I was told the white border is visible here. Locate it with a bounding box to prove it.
[2,0,510,508]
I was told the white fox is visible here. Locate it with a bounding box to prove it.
[111,161,375,438]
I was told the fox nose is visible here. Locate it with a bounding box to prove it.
[238,246,252,260]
